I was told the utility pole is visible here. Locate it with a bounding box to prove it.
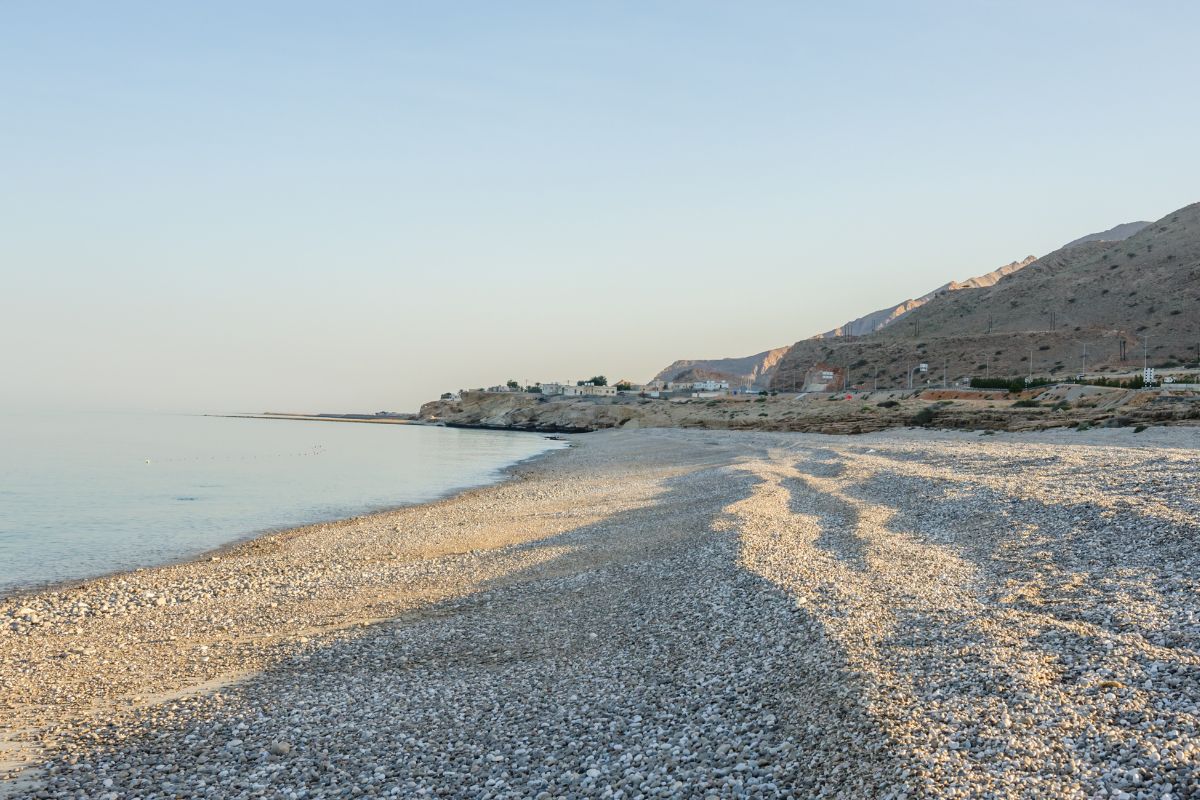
[1141,334,1150,374]
[985,353,990,380]
[873,367,879,393]
[1029,347,1034,382]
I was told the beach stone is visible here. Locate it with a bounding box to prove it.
[8,427,1200,799]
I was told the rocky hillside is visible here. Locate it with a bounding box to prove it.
[814,256,1037,339]
[1065,220,1151,247]
[649,261,1038,388]
[653,217,1152,390]
[651,346,789,389]
[770,203,1200,391]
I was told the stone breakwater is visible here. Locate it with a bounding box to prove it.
[2,426,1200,798]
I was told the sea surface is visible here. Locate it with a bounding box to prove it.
[0,413,564,594]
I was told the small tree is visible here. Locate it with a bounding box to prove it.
[615,381,632,391]
[912,406,937,427]
[589,375,608,386]
[506,379,520,390]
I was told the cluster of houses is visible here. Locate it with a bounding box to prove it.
[471,381,622,397]
[454,377,739,401]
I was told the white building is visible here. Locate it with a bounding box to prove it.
[540,383,565,396]
[691,380,729,392]
[563,383,617,397]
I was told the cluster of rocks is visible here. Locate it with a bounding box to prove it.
[4,425,1200,798]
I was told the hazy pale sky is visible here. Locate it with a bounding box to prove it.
[4,1,1199,413]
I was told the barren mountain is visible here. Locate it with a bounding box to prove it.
[650,259,1039,388]
[770,203,1200,392]
[651,346,789,389]
[1065,220,1151,248]
[815,256,1037,339]
[652,214,1159,393]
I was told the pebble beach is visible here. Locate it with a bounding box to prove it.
[3,426,1200,799]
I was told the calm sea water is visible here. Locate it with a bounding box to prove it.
[0,413,564,594]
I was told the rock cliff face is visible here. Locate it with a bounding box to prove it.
[419,392,641,433]
[651,347,789,389]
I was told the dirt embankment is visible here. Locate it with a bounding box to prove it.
[418,387,1200,435]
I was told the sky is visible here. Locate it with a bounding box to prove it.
[3,1,1199,413]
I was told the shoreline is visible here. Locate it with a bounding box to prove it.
[0,436,580,788]
[0,430,568,603]
[4,426,1200,796]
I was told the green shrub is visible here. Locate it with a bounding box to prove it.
[1135,425,1148,433]
[877,400,900,408]
[911,407,937,426]
[1012,399,1041,408]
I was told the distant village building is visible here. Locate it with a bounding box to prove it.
[540,383,565,396]
[691,380,729,392]
[802,363,843,393]
[485,385,519,393]
[563,383,617,397]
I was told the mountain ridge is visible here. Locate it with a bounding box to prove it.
[768,203,1200,391]
[649,217,1154,387]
